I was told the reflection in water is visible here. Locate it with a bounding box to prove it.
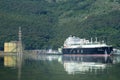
[35,55,62,61]
[17,52,23,80]
[3,53,23,80]
[112,56,120,64]
[0,53,23,80]
[62,55,113,74]
[0,57,4,66]
[1,53,120,80]
[4,56,17,67]
[24,54,114,75]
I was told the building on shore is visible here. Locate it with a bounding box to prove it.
[4,41,18,53]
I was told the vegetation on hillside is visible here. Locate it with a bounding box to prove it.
[0,0,120,50]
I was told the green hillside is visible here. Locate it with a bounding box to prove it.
[0,0,120,50]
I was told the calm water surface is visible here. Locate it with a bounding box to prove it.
[0,53,120,80]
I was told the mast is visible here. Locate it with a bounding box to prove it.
[95,37,98,43]
[91,38,93,44]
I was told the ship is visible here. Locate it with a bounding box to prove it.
[62,35,113,55]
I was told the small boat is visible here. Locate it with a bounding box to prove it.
[46,49,61,55]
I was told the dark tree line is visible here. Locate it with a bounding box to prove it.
[0,0,120,50]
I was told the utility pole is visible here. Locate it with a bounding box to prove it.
[18,27,23,54]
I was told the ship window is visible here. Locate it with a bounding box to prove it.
[73,50,76,53]
[81,50,83,53]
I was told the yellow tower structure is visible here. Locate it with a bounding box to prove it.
[4,41,18,53]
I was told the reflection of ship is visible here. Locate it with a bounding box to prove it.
[62,55,113,74]
[112,56,120,64]
[62,36,113,55]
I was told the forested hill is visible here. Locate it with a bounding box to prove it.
[0,0,120,50]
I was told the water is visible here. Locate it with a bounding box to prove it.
[0,53,120,80]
